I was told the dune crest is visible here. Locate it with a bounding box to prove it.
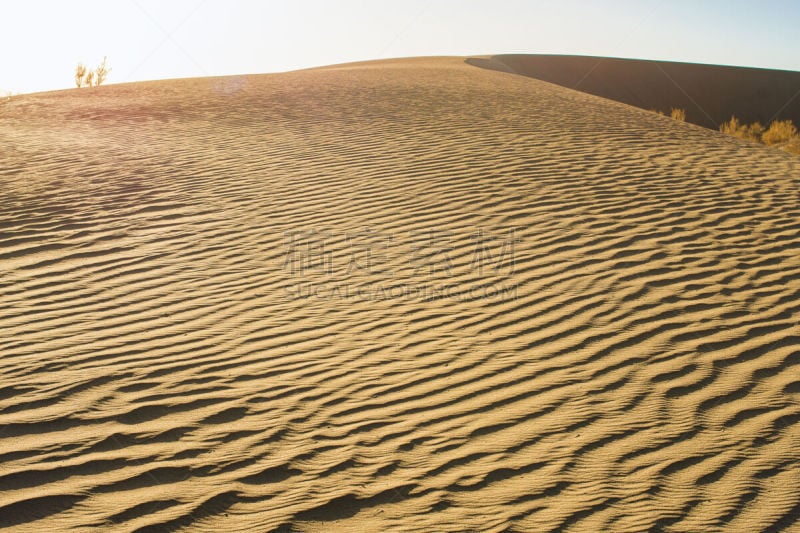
[470,54,800,130]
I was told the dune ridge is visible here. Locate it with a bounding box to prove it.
[470,54,800,130]
[1,56,800,532]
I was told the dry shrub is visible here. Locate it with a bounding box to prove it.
[743,122,765,142]
[762,120,799,146]
[719,116,742,136]
[74,57,111,88]
[720,116,764,142]
[75,63,87,88]
[95,57,111,86]
[720,115,799,156]
[670,108,686,121]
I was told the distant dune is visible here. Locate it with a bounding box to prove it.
[469,54,800,129]
[1,56,800,532]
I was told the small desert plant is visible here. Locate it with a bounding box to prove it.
[75,63,87,88]
[761,120,799,146]
[650,109,666,116]
[719,115,800,156]
[720,116,764,142]
[670,108,686,122]
[719,116,742,136]
[742,122,765,142]
[74,57,111,88]
[95,56,110,86]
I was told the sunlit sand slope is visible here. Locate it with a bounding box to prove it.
[470,54,800,129]
[1,57,799,532]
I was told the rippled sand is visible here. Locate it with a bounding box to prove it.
[1,57,799,532]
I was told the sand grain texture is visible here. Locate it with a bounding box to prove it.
[1,57,800,532]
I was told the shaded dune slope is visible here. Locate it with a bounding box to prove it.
[1,57,800,532]
[469,54,800,129]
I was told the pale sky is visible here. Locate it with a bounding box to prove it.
[1,0,799,95]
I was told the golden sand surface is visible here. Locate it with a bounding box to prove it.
[1,57,799,532]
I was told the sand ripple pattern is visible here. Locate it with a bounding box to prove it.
[1,57,799,532]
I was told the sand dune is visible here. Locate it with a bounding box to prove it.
[1,56,800,532]
[469,54,800,129]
